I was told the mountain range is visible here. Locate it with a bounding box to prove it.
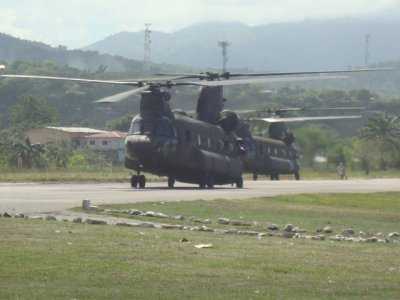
[84,18,400,71]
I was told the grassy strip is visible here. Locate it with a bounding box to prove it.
[0,169,160,183]
[2,193,400,299]
[93,192,400,235]
[0,217,399,300]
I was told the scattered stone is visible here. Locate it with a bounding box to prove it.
[73,217,82,224]
[116,222,134,227]
[3,212,12,218]
[128,209,143,216]
[174,215,185,221]
[134,222,156,228]
[293,227,307,233]
[160,224,183,230]
[316,228,323,233]
[14,213,25,218]
[359,231,366,236]
[194,244,213,249]
[342,228,355,236]
[218,218,230,225]
[329,235,344,242]
[366,237,378,243]
[199,226,214,232]
[322,226,333,234]
[85,219,107,225]
[311,235,326,241]
[283,224,294,232]
[180,238,189,243]
[376,232,384,237]
[193,219,212,224]
[29,216,43,220]
[282,231,295,238]
[222,229,238,235]
[267,224,279,231]
[258,233,268,238]
[389,232,400,238]
[45,215,57,221]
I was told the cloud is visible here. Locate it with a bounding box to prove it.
[0,0,399,47]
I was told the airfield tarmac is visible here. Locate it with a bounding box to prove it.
[1,179,400,214]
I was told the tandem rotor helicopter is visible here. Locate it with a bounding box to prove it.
[0,66,390,189]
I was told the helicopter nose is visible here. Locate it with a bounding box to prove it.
[125,135,153,159]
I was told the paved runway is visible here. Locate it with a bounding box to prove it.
[1,179,400,214]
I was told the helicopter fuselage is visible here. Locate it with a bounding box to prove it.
[124,111,300,186]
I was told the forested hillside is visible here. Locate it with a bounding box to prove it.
[0,33,190,74]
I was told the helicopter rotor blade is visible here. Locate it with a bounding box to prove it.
[189,75,348,87]
[95,86,150,103]
[255,115,362,123]
[0,74,141,86]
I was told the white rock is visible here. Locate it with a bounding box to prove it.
[389,232,400,238]
[323,226,333,234]
[218,218,230,225]
[267,224,279,231]
[283,224,294,232]
[194,244,213,249]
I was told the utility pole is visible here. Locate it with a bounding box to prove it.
[144,23,152,69]
[218,41,231,73]
[365,34,371,66]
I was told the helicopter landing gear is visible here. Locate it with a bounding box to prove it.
[168,177,175,189]
[131,173,146,189]
[253,173,258,181]
[294,171,300,181]
[199,173,214,189]
[235,177,244,189]
[270,174,280,181]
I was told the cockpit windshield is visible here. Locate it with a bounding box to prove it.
[129,117,175,138]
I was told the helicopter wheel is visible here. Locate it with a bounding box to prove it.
[138,175,146,189]
[168,177,175,189]
[199,174,208,189]
[206,175,215,189]
[253,173,258,181]
[235,177,244,189]
[294,172,300,181]
[131,175,139,189]
[270,174,280,181]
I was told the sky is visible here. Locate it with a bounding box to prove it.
[0,0,399,48]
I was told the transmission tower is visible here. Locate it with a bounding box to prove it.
[218,41,231,73]
[365,34,371,66]
[144,23,152,67]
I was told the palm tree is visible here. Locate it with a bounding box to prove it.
[360,114,400,170]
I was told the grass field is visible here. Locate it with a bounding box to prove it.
[1,193,400,299]
[0,168,399,183]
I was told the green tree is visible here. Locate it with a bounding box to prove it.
[10,96,58,129]
[360,114,400,170]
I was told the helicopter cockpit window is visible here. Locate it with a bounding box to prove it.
[129,118,143,135]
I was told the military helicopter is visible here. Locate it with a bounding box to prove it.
[0,67,389,188]
[239,107,363,181]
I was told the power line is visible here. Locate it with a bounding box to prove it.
[365,34,371,66]
[218,41,231,73]
[144,23,152,68]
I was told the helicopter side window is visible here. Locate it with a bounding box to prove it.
[197,135,202,147]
